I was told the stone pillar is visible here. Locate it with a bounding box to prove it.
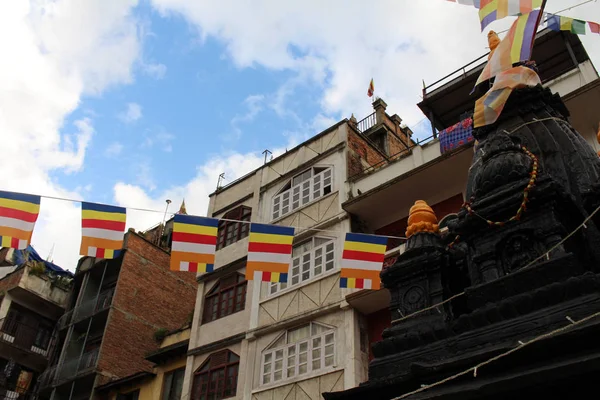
[372,98,387,126]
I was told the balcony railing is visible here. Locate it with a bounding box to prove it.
[53,348,99,384]
[0,318,52,357]
[0,387,35,400]
[36,365,56,391]
[71,288,114,324]
[356,112,377,133]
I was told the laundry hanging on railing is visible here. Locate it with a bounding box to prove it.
[439,117,475,154]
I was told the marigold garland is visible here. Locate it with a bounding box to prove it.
[448,145,538,248]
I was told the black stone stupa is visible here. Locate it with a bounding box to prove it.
[324,85,600,399]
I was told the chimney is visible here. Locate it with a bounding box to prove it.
[372,98,387,126]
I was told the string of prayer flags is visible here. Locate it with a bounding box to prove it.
[80,202,126,259]
[0,191,41,250]
[446,0,480,5]
[475,9,541,87]
[589,22,600,35]
[340,233,387,290]
[246,223,294,283]
[479,0,543,31]
[474,66,541,127]
[547,14,587,35]
[170,214,218,273]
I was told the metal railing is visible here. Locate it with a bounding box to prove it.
[0,388,35,400]
[71,288,114,324]
[36,365,56,390]
[422,53,488,97]
[0,318,52,357]
[356,112,377,133]
[348,133,438,182]
[57,310,73,330]
[53,348,99,384]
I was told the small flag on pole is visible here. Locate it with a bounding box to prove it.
[479,0,543,31]
[246,223,294,282]
[80,202,126,259]
[0,191,41,250]
[475,9,542,87]
[340,233,387,290]
[177,199,187,215]
[547,14,587,35]
[367,79,375,97]
[170,214,218,273]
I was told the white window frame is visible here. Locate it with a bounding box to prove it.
[260,322,335,386]
[272,166,333,220]
[268,236,336,296]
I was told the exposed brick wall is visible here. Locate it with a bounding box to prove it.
[0,267,24,293]
[347,129,386,179]
[346,112,415,181]
[97,232,197,381]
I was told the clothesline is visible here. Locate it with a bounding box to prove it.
[17,192,410,241]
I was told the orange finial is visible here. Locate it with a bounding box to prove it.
[488,31,501,60]
[406,200,440,237]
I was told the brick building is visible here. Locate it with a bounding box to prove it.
[37,230,197,400]
[0,246,72,399]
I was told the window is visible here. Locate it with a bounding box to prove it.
[162,368,185,400]
[203,274,247,324]
[192,350,239,400]
[261,322,335,385]
[217,206,251,250]
[117,390,140,400]
[272,167,333,220]
[269,237,335,295]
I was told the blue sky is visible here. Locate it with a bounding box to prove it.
[2,0,598,269]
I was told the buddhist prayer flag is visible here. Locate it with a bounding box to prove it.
[367,79,375,97]
[80,202,126,259]
[475,10,541,87]
[479,0,543,31]
[0,191,40,250]
[589,21,600,34]
[547,14,587,35]
[474,66,541,127]
[246,223,294,282]
[340,233,387,290]
[170,214,218,273]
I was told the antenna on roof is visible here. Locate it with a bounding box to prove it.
[262,149,272,165]
[217,173,225,190]
[47,244,55,262]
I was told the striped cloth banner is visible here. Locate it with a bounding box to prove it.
[0,191,41,249]
[340,233,387,290]
[479,0,542,31]
[474,66,541,127]
[80,202,126,259]
[475,9,541,87]
[547,14,587,35]
[246,223,294,282]
[170,214,218,273]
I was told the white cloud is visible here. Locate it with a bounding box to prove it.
[142,62,167,79]
[142,129,175,152]
[149,0,600,126]
[0,0,141,270]
[105,141,124,157]
[113,144,293,235]
[120,102,143,123]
